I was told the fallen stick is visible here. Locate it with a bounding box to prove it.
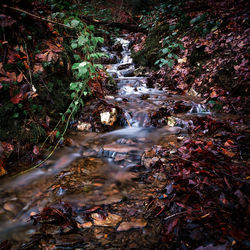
[2,5,72,29]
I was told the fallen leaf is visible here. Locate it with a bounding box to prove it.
[117,218,147,232]
[221,148,236,158]
[33,145,40,155]
[77,221,92,229]
[6,72,17,82]
[210,90,218,98]
[0,159,7,176]
[17,72,23,83]
[224,140,234,147]
[11,93,23,104]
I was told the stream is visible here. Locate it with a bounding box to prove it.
[0,35,232,249]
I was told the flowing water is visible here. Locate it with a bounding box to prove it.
[0,36,217,247]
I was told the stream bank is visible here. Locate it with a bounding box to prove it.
[0,35,249,249]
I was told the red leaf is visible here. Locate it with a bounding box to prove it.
[17,72,23,83]
[10,93,23,104]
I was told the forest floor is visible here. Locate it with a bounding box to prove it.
[0,0,249,249]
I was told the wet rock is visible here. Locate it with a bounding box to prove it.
[115,97,123,102]
[112,42,123,52]
[100,108,117,126]
[102,53,118,64]
[141,156,160,169]
[103,144,139,154]
[108,71,119,78]
[3,201,23,215]
[114,153,127,162]
[117,63,133,70]
[120,68,134,77]
[134,66,147,76]
[140,94,149,100]
[105,95,115,100]
[77,122,92,131]
[91,212,122,227]
[82,150,98,157]
[167,116,177,127]
[177,136,184,141]
[117,218,147,232]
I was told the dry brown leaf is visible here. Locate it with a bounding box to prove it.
[91,213,122,227]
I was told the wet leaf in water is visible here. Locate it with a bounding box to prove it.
[117,218,147,231]
[91,212,122,227]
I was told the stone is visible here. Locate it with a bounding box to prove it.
[103,144,139,154]
[114,153,127,162]
[117,63,132,70]
[100,108,117,126]
[77,122,91,131]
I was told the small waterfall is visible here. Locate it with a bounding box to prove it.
[188,102,210,114]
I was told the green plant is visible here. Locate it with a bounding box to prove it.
[65,20,107,120]
[155,35,185,68]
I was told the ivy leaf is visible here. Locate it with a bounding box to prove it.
[162,48,169,55]
[71,19,80,28]
[73,54,81,61]
[56,131,61,139]
[72,63,80,69]
[71,42,78,49]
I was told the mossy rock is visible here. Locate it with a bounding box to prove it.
[132,23,170,67]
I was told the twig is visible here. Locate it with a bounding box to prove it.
[2,5,72,29]
[24,43,35,91]
[117,0,124,22]
[164,211,187,220]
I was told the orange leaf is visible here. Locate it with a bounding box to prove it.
[17,72,23,83]
[224,140,234,147]
[23,60,29,69]
[221,148,236,158]
[0,159,7,176]
[210,90,218,98]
